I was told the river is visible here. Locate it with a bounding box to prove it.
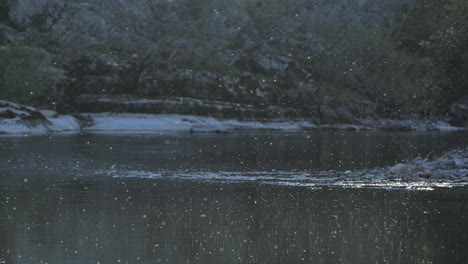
[1,131,468,263]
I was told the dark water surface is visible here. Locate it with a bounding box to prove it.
[1,131,468,263]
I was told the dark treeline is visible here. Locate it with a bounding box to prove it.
[0,0,467,118]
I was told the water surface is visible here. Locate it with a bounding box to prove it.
[1,131,468,263]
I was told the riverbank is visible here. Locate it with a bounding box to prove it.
[0,100,80,135]
[0,100,466,135]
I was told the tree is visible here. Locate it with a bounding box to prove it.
[419,0,468,111]
[0,1,8,23]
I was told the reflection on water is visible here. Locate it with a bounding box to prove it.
[1,130,468,173]
[1,131,468,263]
[1,179,468,264]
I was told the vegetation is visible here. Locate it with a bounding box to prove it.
[0,0,466,115]
[0,1,8,23]
[0,46,64,105]
[150,0,468,114]
[418,0,468,112]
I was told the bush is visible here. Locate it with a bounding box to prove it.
[0,46,64,106]
[418,0,468,112]
[0,2,8,23]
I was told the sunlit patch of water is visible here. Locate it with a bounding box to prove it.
[107,168,467,190]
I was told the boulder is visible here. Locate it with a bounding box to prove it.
[0,100,47,120]
[0,100,79,134]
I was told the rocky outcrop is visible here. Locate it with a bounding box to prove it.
[0,100,46,121]
[0,100,80,134]
[1,100,464,136]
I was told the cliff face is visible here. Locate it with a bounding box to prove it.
[1,0,419,121]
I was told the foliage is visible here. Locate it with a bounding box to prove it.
[148,0,466,114]
[417,0,468,112]
[0,45,64,105]
[0,1,8,23]
[1,0,467,115]
[397,0,447,52]
[311,0,467,114]
[149,0,294,73]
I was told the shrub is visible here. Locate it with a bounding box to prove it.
[0,45,64,106]
[418,0,468,112]
[0,2,8,23]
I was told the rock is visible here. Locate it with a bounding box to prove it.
[0,100,80,134]
[0,100,47,121]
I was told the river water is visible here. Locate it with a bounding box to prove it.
[1,131,468,263]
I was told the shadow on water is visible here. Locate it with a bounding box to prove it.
[1,130,468,173]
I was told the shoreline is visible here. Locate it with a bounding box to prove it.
[0,101,466,136]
